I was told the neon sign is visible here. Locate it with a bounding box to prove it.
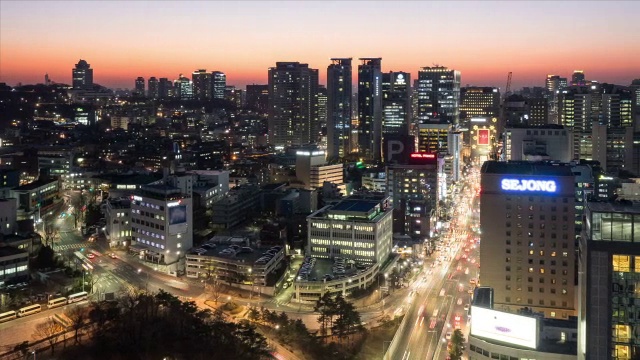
[410,153,436,159]
[478,129,490,145]
[501,179,557,193]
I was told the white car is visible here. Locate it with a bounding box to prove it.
[445,332,452,340]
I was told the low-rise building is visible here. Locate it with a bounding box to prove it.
[104,198,131,247]
[185,241,284,287]
[210,184,260,229]
[0,246,29,286]
[11,177,60,222]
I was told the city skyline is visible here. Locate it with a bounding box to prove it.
[1,1,639,90]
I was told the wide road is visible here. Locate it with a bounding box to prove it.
[389,166,481,360]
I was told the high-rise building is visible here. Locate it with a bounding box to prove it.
[295,148,344,190]
[417,66,461,125]
[571,70,586,86]
[317,85,328,129]
[72,59,93,90]
[502,125,573,162]
[148,77,159,99]
[545,75,568,124]
[386,153,439,239]
[578,201,640,360]
[527,98,549,126]
[192,69,212,100]
[480,161,576,320]
[381,71,411,140]
[158,78,171,99]
[134,77,145,96]
[246,84,269,113]
[174,74,192,100]
[460,86,500,128]
[326,58,353,160]
[268,62,319,149]
[418,123,451,154]
[357,58,383,162]
[212,71,226,100]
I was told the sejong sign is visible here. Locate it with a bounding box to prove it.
[501,178,557,193]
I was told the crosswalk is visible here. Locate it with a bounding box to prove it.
[54,242,95,251]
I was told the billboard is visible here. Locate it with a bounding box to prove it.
[501,179,557,193]
[168,205,187,225]
[477,129,490,145]
[408,152,437,165]
[470,306,538,349]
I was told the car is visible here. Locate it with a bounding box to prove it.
[87,253,95,259]
[445,332,452,340]
[454,315,461,322]
[109,253,117,259]
[464,304,470,311]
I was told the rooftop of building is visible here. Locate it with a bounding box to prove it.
[481,161,574,176]
[587,200,640,214]
[13,177,58,191]
[330,199,380,213]
[0,246,28,257]
[187,243,283,265]
[96,173,163,185]
[506,124,566,130]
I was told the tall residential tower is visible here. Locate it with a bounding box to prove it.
[327,58,353,160]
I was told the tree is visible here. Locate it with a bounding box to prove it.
[66,305,87,345]
[42,221,59,248]
[247,307,260,323]
[34,245,56,270]
[33,318,64,356]
[314,292,336,338]
[449,328,466,360]
[331,294,361,344]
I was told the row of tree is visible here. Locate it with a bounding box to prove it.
[30,290,272,359]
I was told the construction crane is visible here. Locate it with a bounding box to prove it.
[504,72,512,101]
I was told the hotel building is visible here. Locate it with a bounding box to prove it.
[480,161,576,319]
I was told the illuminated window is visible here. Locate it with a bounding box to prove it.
[613,255,631,272]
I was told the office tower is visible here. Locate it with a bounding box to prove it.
[357,58,383,162]
[460,86,500,149]
[578,201,640,360]
[317,85,327,129]
[211,71,226,100]
[417,66,461,125]
[158,78,171,99]
[246,84,269,113]
[386,153,438,239]
[307,194,393,264]
[381,72,411,138]
[571,70,586,86]
[174,74,193,100]
[418,123,451,154]
[545,75,568,124]
[224,86,244,108]
[72,59,93,90]
[326,58,353,160]
[460,86,500,127]
[268,62,319,149]
[134,77,145,96]
[480,161,576,319]
[192,69,212,100]
[559,89,594,160]
[502,125,573,162]
[527,98,549,126]
[148,77,159,99]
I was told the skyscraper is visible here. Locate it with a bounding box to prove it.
[326,58,353,160]
[460,86,500,127]
[212,71,226,100]
[317,85,327,128]
[545,75,568,124]
[268,62,319,149]
[158,78,171,99]
[173,74,193,100]
[571,70,586,86]
[381,71,411,137]
[246,84,269,113]
[72,59,93,90]
[357,58,383,162]
[148,77,159,99]
[134,77,145,96]
[192,69,212,100]
[417,66,461,125]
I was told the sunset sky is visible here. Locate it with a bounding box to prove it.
[1,1,639,90]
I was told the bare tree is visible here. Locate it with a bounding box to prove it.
[33,318,64,356]
[42,221,59,248]
[66,305,87,345]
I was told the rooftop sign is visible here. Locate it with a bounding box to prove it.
[501,179,557,193]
